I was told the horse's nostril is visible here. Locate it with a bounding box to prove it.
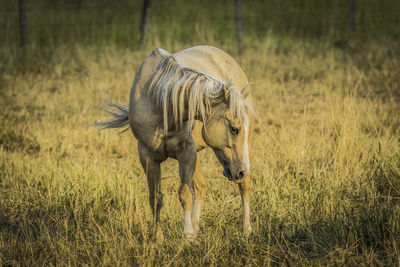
[237,170,245,179]
[223,168,232,180]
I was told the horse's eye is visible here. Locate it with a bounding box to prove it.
[230,126,239,135]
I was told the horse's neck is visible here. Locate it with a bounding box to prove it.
[150,53,226,133]
[163,89,225,135]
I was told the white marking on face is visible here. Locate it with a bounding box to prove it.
[243,114,250,173]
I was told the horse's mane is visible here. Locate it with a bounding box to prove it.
[148,52,252,133]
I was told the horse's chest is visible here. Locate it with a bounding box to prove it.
[164,134,189,159]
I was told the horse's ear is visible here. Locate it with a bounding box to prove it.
[223,85,231,104]
[241,83,251,99]
[152,47,170,60]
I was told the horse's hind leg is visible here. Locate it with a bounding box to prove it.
[238,175,252,235]
[177,138,197,238]
[192,156,207,234]
[138,141,164,242]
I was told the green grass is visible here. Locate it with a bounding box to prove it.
[1,0,400,265]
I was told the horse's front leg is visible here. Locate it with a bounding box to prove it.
[191,156,207,234]
[177,137,197,239]
[238,175,252,234]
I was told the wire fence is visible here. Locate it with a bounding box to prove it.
[2,0,400,48]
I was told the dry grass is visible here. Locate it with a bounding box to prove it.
[1,35,399,265]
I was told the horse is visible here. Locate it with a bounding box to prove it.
[96,45,254,241]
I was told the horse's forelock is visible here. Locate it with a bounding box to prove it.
[226,82,253,121]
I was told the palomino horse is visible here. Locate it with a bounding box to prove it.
[96,45,254,241]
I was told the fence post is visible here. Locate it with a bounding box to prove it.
[19,0,27,47]
[235,0,244,51]
[140,0,151,44]
[348,0,356,37]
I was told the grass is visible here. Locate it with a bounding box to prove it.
[1,0,400,265]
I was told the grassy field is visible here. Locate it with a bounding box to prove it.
[1,0,400,265]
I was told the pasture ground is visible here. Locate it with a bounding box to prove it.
[1,1,400,265]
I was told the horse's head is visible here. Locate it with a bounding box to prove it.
[202,85,252,183]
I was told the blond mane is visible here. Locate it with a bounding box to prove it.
[148,53,252,133]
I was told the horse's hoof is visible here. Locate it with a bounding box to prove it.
[184,232,196,242]
[153,225,164,243]
[184,227,196,241]
[192,221,199,234]
[243,225,252,236]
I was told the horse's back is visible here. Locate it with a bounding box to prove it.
[173,46,248,91]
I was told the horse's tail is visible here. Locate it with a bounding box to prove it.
[94,100,130,133]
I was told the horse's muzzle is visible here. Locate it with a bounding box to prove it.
[223,167,245,183]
